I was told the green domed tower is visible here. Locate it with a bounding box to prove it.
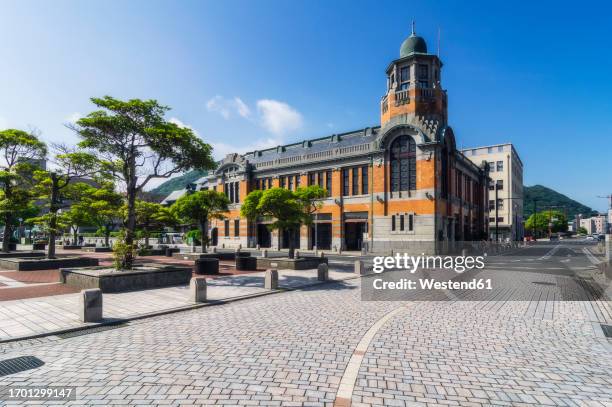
[380,23,447,138]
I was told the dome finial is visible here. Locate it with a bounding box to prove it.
[411,20,415,35]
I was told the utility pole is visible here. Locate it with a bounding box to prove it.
[495,181,499,242]
[533,199,537,240]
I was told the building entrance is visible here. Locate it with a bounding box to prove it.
[257,224,271,248]
[309,223,331,250]
[344,222,367,251]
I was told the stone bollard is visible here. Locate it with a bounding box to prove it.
[354,260,364,275]
[238,243,242,250]
[319,251,325,259]
[190,277,207,303]
[461,248,468,257]
[317,263,329,281]
[79,289,103,323]
[256,244,260,250]
[261,249,268,258]
[294,250,300,259]
[265,269,278,290]
[211,247,217,253]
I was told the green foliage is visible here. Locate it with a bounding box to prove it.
[171,190,229,249]
[525,210,568,236]
[185,229,201,245]
[112,235,137,270]
[0,129,47,251]
[241,186,328,231]
[171,190,229,226]
[524,185,597,219]
[577,227,588,235]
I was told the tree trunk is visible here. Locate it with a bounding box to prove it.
[72,226,78,246]
[144,227,150,248]
[46,179,60,259]
[2,183,13,252]
[104,226,110,247]
[287,228,295,259]
[199,219,208,253]
[123,159,137,269]
[2,219,11,252]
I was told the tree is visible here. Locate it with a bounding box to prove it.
[577,226,588,235]
[72,96,215,269]
[171,190,229,253]
[60,183,94,245]
[30,148,101,258]
[0,129,47,251]
[525,210,567,237]
[241,188,306,258]
[133,200,176,248]
[82,182,124,247]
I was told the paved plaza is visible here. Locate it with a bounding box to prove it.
[0,243,610,406]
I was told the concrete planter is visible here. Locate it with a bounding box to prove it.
[81,246,112,253]
[61,264,193,293]
[0,251,45,259]
[235,256,257,271]
[194,258,219,275]
[0,256,99,271]
[137,249,165,256]
[172,251,236,261]
[256,256,328,270]
[62,245,82,250]
[32,243,46,250]
[165,248,180,257]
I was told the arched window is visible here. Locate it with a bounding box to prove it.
[390,135,416,192]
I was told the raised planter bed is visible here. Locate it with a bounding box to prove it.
[171,251,237,261]
[0,256,99,271]
[81,246,112,253]
[0,251,45,259]
[235,256,257,271]
[256,256,327,270]
[138,249,165,256]
[60,264,193,293]
[32,243,46,250]
[195,258,219,275]
[62,245,82,250]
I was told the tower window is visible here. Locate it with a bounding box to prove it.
[326,170,332,196]
[342,168,349,196]
[390,135,417,192]
[352,167,359,195]
[418,64,428,79]
[361,166,368,195]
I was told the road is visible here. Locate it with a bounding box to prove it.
[0,242,610,406]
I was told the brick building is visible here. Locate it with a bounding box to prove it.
[166,27,490,253]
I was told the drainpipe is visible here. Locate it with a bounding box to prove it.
[370,155,374,251]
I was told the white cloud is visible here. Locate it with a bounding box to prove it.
[206,96,252,120]
[170,116,279,159]
[65,112,82,124]
[256,99,303,136]
[234,97,251,118]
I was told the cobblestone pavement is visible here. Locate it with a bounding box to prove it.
[0,277,611,406]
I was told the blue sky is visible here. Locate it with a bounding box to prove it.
[1,0,610,211]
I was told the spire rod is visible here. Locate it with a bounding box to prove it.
[411,20,415,35]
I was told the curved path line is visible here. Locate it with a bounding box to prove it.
[333,306,406,406]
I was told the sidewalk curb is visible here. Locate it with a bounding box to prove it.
[0,274,361,345]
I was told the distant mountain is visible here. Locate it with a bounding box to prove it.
[523,185,598,219]
[150,170,209,197]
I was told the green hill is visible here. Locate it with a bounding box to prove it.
[150,170,209,197]
[523,185,597,219]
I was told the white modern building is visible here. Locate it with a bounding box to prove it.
[462,143,524,241]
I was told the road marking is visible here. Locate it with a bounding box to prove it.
[539,244,561,260]
[582,247,602,265]
[334,306,406,406]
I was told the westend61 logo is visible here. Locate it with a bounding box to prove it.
[372,253,486,274]
[367,253,493,293]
